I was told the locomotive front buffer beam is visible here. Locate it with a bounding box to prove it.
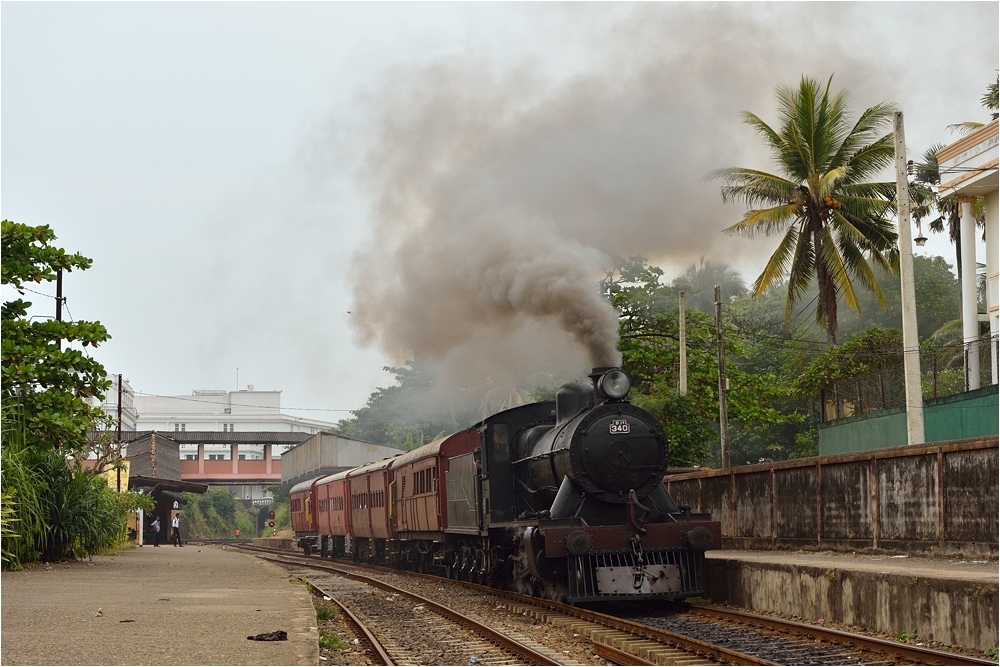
[538,520,721,559]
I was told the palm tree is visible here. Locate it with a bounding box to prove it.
[709,75,898,344]
[945,74,999,136]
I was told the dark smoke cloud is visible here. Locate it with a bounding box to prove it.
[345,2,996,397]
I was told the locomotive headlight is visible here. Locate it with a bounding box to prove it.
[600,369,631,400]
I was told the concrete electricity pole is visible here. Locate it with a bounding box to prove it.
[117,374,123,492]
[893,111,926,446]
[715,285,730,467]
[679,292,688,396]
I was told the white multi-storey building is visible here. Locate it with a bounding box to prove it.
[134,386,337,437]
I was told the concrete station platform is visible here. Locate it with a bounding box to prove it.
[705,549,999,653]
[0,543,318,666]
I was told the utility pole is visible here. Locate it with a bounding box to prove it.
[116,374,123,492]
[679,292,688,396]
[55,269,63,350]
[714,285,730,468]
[893,111,926,446]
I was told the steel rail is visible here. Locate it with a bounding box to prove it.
[305,579,394,666]
[686,604,997,667]
[246,548,562,666]
[592,641,655,666]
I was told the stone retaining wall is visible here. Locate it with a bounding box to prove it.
[666,437,999,558]
[703,556,999,651]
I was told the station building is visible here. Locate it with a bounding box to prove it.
[131,386,340,503]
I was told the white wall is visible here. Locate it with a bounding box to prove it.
[135,388,337,435]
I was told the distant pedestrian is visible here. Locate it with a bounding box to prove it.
[151,517,161,547]
[235,528,240,539]
[171,515,182,547]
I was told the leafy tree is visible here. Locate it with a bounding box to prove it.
[709,75,899,344]
[724,287,816,461]
[837,255,961,341]
[180,489,258,539]
[632,390,713,467]
[336,362,473,450]
[605,257,810,466]
[601,256,718,397]
[1,221,112,452]
[794,327,903,398]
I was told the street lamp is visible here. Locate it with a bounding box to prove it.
[915,219,927,247]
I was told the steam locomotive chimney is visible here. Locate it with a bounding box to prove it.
[588,366,615,389]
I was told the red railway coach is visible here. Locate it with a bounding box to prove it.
[314,471,350,557]
[346,457,395,562]
[289,477,318,542]
[390,430,479,571]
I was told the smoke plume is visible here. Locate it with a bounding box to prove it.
[342,3,996,397]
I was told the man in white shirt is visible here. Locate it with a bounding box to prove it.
[171,515,182,547]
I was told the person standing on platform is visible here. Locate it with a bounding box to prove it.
[171,515,182,547]
[151,516,161,547]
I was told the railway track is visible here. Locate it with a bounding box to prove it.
[239,543,997,666]
[245,547,566,665]
[657,604,998,666]
[238,544,756,665]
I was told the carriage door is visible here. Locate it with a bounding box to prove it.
[445,452,482,531]
[388,480,397,531]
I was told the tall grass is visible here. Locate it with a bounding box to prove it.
[2,402,150,569]
[1,409,46,569]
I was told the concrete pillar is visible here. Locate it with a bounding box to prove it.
[231,443,239,475]
[197,443,205,475]
[984,190,999,384]
[265,443,272,475]
[960,198,980,390]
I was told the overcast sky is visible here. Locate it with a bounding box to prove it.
[3,2,997,422]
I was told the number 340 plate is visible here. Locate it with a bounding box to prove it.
[609,419,630,434]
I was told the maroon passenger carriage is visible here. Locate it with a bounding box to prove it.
[315,471,349,557]
[390,430,479,574]
[295,367,722,604]
[346,458,394,562]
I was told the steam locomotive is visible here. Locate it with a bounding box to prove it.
[291,367,721,603]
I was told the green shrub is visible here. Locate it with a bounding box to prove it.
[1,404,147,568]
